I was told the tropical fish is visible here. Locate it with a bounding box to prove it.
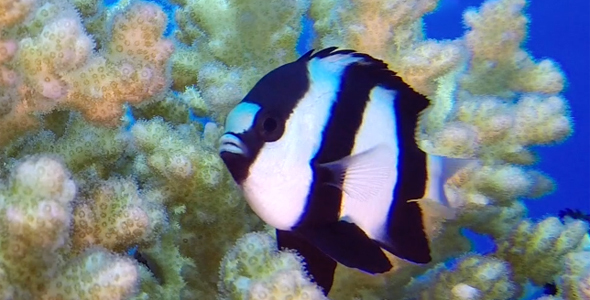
[218,47,460,294]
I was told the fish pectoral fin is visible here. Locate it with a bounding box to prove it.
[276,229,336,295]
[319,144,395,202]
[297,221,393,274]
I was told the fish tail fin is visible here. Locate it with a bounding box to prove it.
[425,154,477,210]
[376,155,476,263]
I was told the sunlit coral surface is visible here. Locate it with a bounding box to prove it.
[0,0,587,299]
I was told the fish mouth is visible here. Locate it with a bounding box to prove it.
[219,134,249,157]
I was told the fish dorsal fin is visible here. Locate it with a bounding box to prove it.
[301,48,430,116]
[309,47,355,59]
[319,144,395,202]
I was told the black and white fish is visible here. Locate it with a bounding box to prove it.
[219,47,462,294]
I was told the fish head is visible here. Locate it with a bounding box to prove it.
[220,98,314,230]
[219,101,287,184]
[219,53,312,186]
[218,56,319,229]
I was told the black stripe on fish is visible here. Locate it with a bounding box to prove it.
[290,49,396,277]
[296,50,383,228]
[313,49,432,264]
[293,47,431,272]
[309,47,355,59]
[243,55,310,124]
[379,66,431,264]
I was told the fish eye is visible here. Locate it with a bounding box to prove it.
[263,117,277,132]
[257,112,284,142]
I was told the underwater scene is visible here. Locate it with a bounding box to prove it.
[0,0,588,299]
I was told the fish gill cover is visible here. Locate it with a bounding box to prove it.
[0,0,587,299]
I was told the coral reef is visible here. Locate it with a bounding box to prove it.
[218,231,327,300]
[0,0,586,299]
[0,155,140,299]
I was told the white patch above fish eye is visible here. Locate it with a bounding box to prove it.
[224,102,261,134]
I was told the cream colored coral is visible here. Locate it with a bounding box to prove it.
[0,0,36,27]
[175,0,307,70]
[3,155,76,252]
[130,118,225,188]
[72,178,166,253]
[0,0,174,147]
[403,254,517,300]
[310,0,462,95]
[12,113,127,174]
[218,232,327,300]
[0,156,77,295]
[555,250,590,300]
[172,0,309,120]
[128,116,262,297]
[446,163,553,209]
[18,15,93,101]
[494,218,589,286]
[0,155,144,299]
[421,92,572,163]
[43,248,140,300]
[63,1,174,126]
[461,0,564,95]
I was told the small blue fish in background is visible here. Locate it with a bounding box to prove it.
[219,47,462,294]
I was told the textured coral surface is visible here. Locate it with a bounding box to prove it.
[0,0,586,299]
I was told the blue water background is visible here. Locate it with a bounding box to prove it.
[425,0,590,220]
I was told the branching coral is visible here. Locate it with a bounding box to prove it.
[311,0,463,97]
[0,155,141,299]
[493,217,588,287]
[404,254,518,300]
[556,248,590,300]
[218,231,327,300]
[0,0,584,298]
[71,177,167,253]
[171,0,310,121]
[0,0,174,146]
[128,117,265,298]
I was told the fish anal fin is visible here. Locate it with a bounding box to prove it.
[297,221,393,274]
[276,229,336,295]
